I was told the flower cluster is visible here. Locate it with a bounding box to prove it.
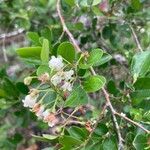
[22,55,75,127]
[49,55,74,92]
[22,90,58,127]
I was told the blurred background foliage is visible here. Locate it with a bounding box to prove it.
[0,0,150,149]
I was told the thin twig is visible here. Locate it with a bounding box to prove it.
[129,24,143,52]
[102,88,124,150]
[115,112,150,134]
[2,34,8,62]
[58,30,65,42]
[0,28,24,39]
[56,0,81,52]
[1,27,24,62]
[62,107,79,127]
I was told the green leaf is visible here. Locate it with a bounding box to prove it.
[0,89,7,98]
[26,32,40,45]
[2,77,19,98]
[102,138,117,150]
[42,90,57,105]
[131,50,150,81]
[16,82,29,94]
[79,49,103,69]
[130,108,143,121]
[41,39,49,64]
[64,0,75,6]
[134,78,150,90]
[32,134,50,142]
[85,142,102,150]
[41,27,52,42]
[65,86,88,107]
[59,135,82,148]
[131,78,150,100]
[42,134,58,140]
[16,47,42,59]
[107,80,119,96]
[68,126,88,140]
[130,89,150,99]
[94,123,108,136]
[143,111,150,121]
[76,0,102,7]
[87,48,103,65]
[8,133,23,144]
[57,42,75,63]
[133,134,149,150]
[82,75,106,93]
[93,53,112,66]
[131,0,142,11]
[37,65,51,76]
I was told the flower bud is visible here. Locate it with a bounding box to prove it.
[38,73,50,83]
[24,76,32,85]
[30,89,39,97]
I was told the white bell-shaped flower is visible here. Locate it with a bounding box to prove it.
[22,94,38,108]
[48,122,56,127]
[43,110,58,127]
[43,110,49,119]
[51,74,62,86]
[61,82,73,91]
[63,70,74,81]
[36,105,45,119]
[49,55,64,71]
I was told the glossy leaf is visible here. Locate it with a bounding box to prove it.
[37,65,51,76]
[102,138,117,150]
[16,82,29,94]
[134,78,150,90]
[2,77,19,98]
[57,42,75,63]
[42,134,58,140]
[64,0,75,6]
[76,0,102,7]
[133,134,149,150]
[79,49,103,69]
[131,0,142,11]
[130,89,150,99]
[87,49,103,64]
[41,39,49,63]
[59,135,82,147]
[32,135,50,142]
[82,75,106,93]
[0,89,7,98]
[65,86,88,107]
[131,78,150,100]
[131,50,150,81]
[16,47,42,59]
[93,53,112,66]
[26,32,40,45]
[94,123,108,136]
[67,126,88,140]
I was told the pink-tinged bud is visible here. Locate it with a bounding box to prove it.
[85,121,93,132]
[43,110,59,127]
[99,0,109,13]
[32,103,41,113]
[32,103,45,119]
[38,73,50,83]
